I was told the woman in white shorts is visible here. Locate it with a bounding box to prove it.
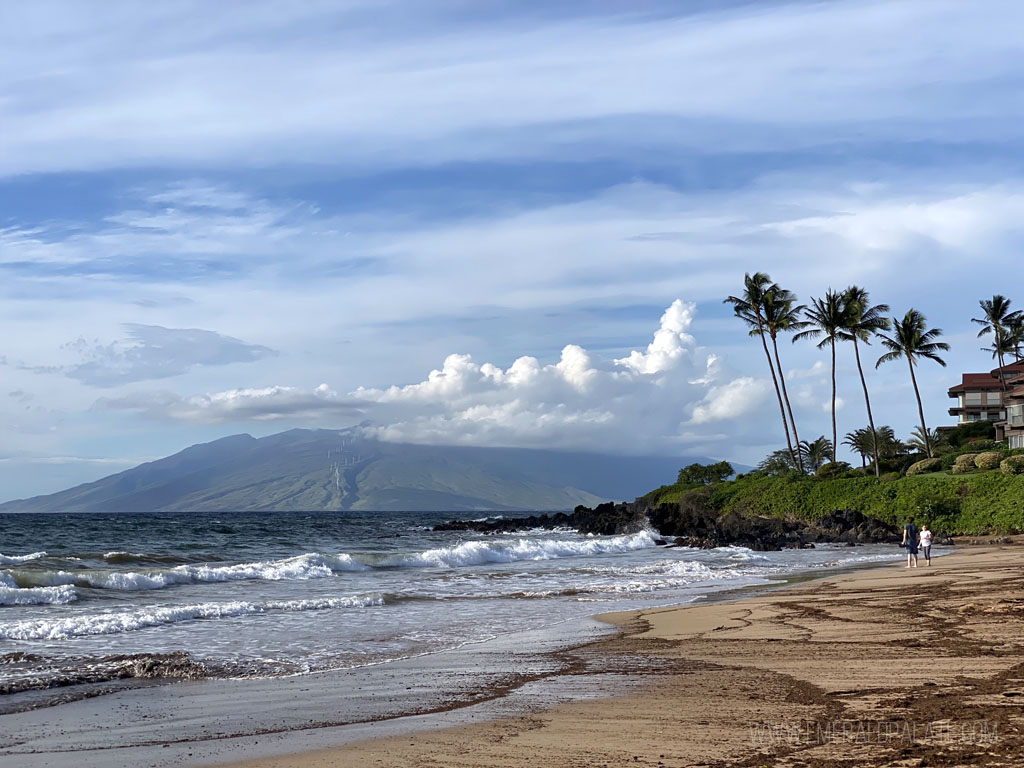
[919,523,933,566]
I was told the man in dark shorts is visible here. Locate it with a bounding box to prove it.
[901,516,919,568]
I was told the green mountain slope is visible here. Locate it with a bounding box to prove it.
[0,428,713,513]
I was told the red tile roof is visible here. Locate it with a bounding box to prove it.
[989,361,1024,377]
[948,372,1005,393]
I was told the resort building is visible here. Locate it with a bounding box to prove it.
[948,361,1024,448]
[997,368,1024,450]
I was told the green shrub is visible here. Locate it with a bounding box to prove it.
[964,439,1005,453]
[1002,455,1024,475]
[906,458,942,476]
[975,452,1004,471]
[816,461,852,478]
[945,421,996,447]
[702,471,1024,534]
[952,453,979,474]
[940,452,959,471]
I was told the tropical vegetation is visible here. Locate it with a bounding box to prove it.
[725,276,1019,474]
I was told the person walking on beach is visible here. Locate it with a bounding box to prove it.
[902,517,919,568]
[919,523,933,567]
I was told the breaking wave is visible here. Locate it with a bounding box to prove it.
[3,552,369,592]
[0,584,78,606]
[0,594,385,640]
[388,530,658,568]
[0,552,46,565]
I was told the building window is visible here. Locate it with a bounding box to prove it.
[1009,404,1024,426]
[988,392,1002,405]
[965,392,983,406]
[1011,434,1024,450]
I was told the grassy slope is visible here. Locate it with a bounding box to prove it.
[643,471,1024,535]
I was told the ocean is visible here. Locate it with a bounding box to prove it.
[0,510,905,709]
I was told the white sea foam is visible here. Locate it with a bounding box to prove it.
[0,594,385,640]
[0,584,78,606]
[0,551,46,564]
[392,530,658,569]
[7,553,370,592]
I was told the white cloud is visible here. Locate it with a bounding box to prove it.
[97,300,772,456]
[97,383,365,423]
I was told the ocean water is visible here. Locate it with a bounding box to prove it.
[0,511,904,702]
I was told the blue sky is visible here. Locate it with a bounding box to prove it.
[2,0,1024,500]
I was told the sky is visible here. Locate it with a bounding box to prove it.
[2,0,1024,501]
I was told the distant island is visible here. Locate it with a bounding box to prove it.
[0,428,725,513]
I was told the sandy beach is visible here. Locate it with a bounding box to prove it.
[215,543,1024,768]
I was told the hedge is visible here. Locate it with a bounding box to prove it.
[952,453,979,474]
[975,452,1005,471]
[645,471,1024,535]
[1002,455,1024,476]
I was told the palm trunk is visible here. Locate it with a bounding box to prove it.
[852,337,880,477]
[907,356,932,458]
[997,328,1007,391]
[830,339,837,464]
[771,333,803,473]
[757,320,796,468]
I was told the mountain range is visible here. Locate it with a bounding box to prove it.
[0,428,725,513]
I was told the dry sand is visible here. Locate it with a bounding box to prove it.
[220,544,1024,768]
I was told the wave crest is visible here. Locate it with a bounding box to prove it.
[0,594,385,640]
[0,552,46,565]
[391,530,658,568]
[0,585,78,606]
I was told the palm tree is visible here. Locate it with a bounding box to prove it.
[1007,313,1024,362]
[725,273,797,468]
[839,286,890,477]
[761,286,809,472]
[793,290,847,460]
[800,436,834,473]
[876,310,950,458]
[972,295,1020,389]
[908,426,945,456]
[843,427,873,469]
[871,425,905,462]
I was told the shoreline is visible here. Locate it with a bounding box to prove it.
[0,547,911,767]
[211,542,1024,767]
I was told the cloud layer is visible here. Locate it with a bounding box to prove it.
[99,300,774,455]
[2,1,1023,175]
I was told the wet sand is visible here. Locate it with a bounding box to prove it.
[217,544,1024,768]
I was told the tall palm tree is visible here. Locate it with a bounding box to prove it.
[839,286,890,477]
[725,273,797,468]
[761,286,809,472]
[972,295,1020,389]
[876,310,950,458]
[793,290,847,460]
[800,436,834,473]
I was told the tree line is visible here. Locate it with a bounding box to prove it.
[725,273,1022,476]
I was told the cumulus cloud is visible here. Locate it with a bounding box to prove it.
[98,300,772,454]
[354,299,770,452]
